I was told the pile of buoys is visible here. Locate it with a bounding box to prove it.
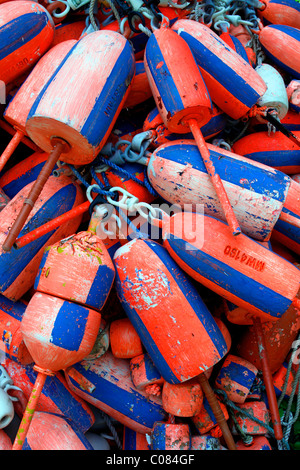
[0,0,300,452]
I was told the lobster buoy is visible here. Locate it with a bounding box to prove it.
[257,0,300,28]
[0,151,57,199]
[150,422,191,450]
[113,238,229,384]
[255,63,289,121]
[259,24,300,80]
[2,357,95,433]
[0,175,85,301]
[0,429,12,450]
[64,351,167,434]
[0,1,55,86]
[162,211,300,323]
[21,411,94,450]
[214,354,258,404]
[123,427,150,450]
[171,19,267,120]
[109,318,143,359]
[232,130,300,175]
[0,387,14,429]
[230,401,270,436]
[147,140,291,241]
[192,396,229,436]
[0,295,32,364]
[161,379,203,417]
[33,230,115,311]
[273,361,296,399]
[52,19,85,46]
[190,434,226,451]
[0,39,77,174]
[130,353,164,394]
[236,436,272,450]
[123,60,152,108]
[2,29,136,252]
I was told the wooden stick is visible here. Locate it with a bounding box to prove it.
[0,129,24,173]
[188,118,241,236]
[279,211,300,229]
[2,141,68,252]
[252,316,283,441]
[197,373,237,450]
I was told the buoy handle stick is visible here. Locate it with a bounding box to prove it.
[278,211,300,229]
[12,371,47,450]
[252,316,283,441]
[188,119,241,236]
[14,200,90,249]
[2,140,68,252]
[197,373,237,450]
[0,129,24,173]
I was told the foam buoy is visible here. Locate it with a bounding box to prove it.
[259,24,300,80]
[64,351,167,434]
[12,292,101,449]
[0,1,55,86]
[171,19,267,120]
[0,175,84,301]
[2,29,135,251]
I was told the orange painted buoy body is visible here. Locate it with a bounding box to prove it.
[21,411,94,450]
[2,357,94,432]
[236,303,300,374]
[0,295,32,364]
[144,23,212,134]
[113,238,229,384]
[273,361,296,399]
[109,317,143,359]
[4,39,77,134]
[52,19,85,46]
[21,292,101,372]
[64,351,167,434]
[0,429,12,450]
[259,25,300,80]
[231,401,270,436]
[0,1,55,85]
[161,379,203,417]
[123,427,150,450]
[0,175,85,301]
[190,434,226,450]
[0,151,56,199]
[123,60,152,108]
[192,396,229,435]
[162,212,300,323]
[151,422,191,450]
[171,19,267,120]
[34,231,115,311]
[25,30,136,165]
[214,354,258,404]
[130,353,164,393]
[232,130,300,175]
[258,0,300,28]
[236,435,272,450]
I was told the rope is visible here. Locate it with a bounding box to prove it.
[99,410,122,449]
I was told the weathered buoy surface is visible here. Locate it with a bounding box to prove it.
[64,351,167,434]
[0,175,85,301]
[0,0,55,85]
[257,0,300,28]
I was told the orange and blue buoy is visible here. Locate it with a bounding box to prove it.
[150,422,191,450]
[257,0,300,28]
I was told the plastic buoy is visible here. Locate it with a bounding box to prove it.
[255,63,289,121]
[144,18,241,236]
[147,140,291,241]
[0,387,14,429]
[259,24,300,80]
[113,238,236,449]
[171,19,267,120]
[12,292,101,449]
[0,175,84,301]
[21,411,94,450]
[64,351,167,434]
[0,39,76,175]
[2,29,135,252]
[0,1,55,86]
